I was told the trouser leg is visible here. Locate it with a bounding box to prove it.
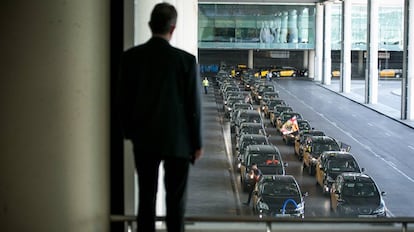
[164,158,190,232]
[135,155,161,232]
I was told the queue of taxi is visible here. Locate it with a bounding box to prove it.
[215,70,387,218]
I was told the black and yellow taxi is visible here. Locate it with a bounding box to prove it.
[252,175,306,218]
[294,130,325,160]
[282,119,312,145]
[330,172,387,217]
[270,105,293,127]
[302,135,341,176]
[276,112,302,133]
[315,151,363,194]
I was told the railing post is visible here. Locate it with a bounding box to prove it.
[266,221,272,232]
[402,222,407,232]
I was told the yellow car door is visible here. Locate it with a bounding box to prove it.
[315,159,324,186]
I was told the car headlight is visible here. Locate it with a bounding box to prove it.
[373,200,386,215]
[294,202,305,214]
[258,201,269,211]
[258,96,262,99]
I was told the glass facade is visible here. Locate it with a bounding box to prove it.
[198,4,316,50]
[329,3,403,51]
[199,3,403,51]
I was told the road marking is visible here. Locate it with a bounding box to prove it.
[409,145,414,151]
[276,83,414,185]
[367,123,374,127]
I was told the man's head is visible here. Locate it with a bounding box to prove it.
[149,3,177,38]
[251,163,258,170]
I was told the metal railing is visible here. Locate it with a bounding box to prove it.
[111,215,414,232]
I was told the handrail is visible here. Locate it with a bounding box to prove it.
[110,215,414,232]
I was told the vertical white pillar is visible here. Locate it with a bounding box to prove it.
[341,0,352,93]
[366,0,379,104]
[358,51,364,76]
[405,0,414,120]
[134,0,157,45]
[323,2,332,85]
[174,0,198,56]
[308,50,316,79]
[303,50,309,69]
[0,1,110,231]
[248,50,254,69]
[315,3,324,82]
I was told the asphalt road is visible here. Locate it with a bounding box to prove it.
[186,78,414,218]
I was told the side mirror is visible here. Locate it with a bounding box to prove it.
[284,162,289,167]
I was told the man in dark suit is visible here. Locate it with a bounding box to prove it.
[117,3,203,232]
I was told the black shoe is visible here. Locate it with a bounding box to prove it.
[243,202,249,206]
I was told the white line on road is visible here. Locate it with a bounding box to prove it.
[276,83,414,185]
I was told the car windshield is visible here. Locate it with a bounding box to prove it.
[241,138,267,149]
[262,182,299,196]
[298,121,311,130]
[342,182,378,197]
[328,159,359,172]
[249,154,281,166]
[240,114,261,123]
[240,126,262,134]
[313,142,340,154]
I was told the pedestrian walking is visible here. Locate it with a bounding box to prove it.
[202,77,209,94]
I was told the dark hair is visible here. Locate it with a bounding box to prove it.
[149,3,177,34]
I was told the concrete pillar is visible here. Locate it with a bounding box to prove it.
[0,1,110,231]
[308,50,316,79]
[315,3,324,82]
[341,0,352,93]
[303,50,309,69]
[358,51,364,76]
[366,0,379,104]
[323,2,332,85]
[248,50,254,69]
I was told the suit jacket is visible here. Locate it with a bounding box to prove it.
[118,37,202,160]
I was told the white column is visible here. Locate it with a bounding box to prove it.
[174,0,198,56]
[366,0,379,104]
[341,0,352,93]
[315,3,324,82]
[303,50,309,70]
[248,50,254,69]
[323,2,332,85]
[134,0,156,45]
[358,51,364,76]
[308,50,316,79]
[405,0,414,120]
[0,1,110,231]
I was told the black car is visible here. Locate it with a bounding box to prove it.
[240,144,287,191]
[330,173,387,217]
[235,134,270,168]
[252,175,306,218]
[316,151,364,194]
[294,130,326,160]
[302,135,341,176]
[236,122,267,138]
[232,109,263,134]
